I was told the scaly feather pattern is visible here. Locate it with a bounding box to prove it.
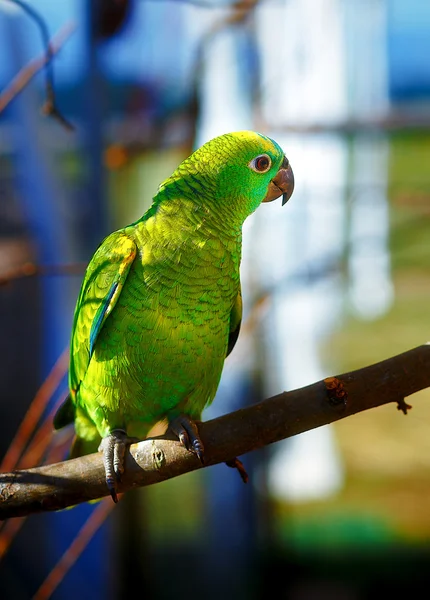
[54,131,294,497]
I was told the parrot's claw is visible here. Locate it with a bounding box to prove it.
[98,429,139,503]
[225,457,249,483]
[169,415,205,463]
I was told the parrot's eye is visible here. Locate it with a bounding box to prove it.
[249,154,271,173]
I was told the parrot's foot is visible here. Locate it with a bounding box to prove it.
[225,457,249,483]
[169,415,204,463]
[168,418,248,483]
[98,429,139,503]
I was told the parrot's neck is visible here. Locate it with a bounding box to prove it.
[137,197,243,269]
[150,189,245,239]
[153,174,256,235]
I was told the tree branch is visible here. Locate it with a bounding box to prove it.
[1,343,429,519]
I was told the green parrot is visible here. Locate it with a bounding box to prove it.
[54,130,294,502]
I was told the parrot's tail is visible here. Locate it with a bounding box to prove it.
[53,394,75,430]
[54,394,100,457]
[69,435,100,458]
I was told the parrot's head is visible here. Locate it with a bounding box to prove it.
[156,131,294,227]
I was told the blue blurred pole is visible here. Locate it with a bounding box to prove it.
[5,22,72,375]
[42,3,114,599]
[3,3,113,597]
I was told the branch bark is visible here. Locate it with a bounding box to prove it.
[1,343,429,519]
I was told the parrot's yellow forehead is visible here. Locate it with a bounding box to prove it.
[231,130,276,152]
[210,130,284,162]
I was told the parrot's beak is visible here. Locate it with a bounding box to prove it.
[263,156,294,205]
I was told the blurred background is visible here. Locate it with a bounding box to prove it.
[0,0,430,598]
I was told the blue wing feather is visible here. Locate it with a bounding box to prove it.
[89,281,119,356]
[68,232,137,398]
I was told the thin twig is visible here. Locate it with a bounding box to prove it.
[0,432,72,561]
[0,6,75,130]
[33,498,116,600]
[0,262,86,286]
[0,348,69,473]
[0,353,69,556]
[16,394,72,470]
[0,517,24,561]
[0,424,72,559]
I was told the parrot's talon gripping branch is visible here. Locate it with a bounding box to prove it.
[169,415,205,463]
[98,430,138,503]
[225,457,249,483]
[106,477,118,504]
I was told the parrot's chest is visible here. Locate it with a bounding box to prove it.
[85,235,241,423]
[140,233,240,316]
[116,238,240,355]
[102,263,236,419]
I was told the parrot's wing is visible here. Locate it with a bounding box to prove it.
[69,231,137,398]
[226,285,242,357]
